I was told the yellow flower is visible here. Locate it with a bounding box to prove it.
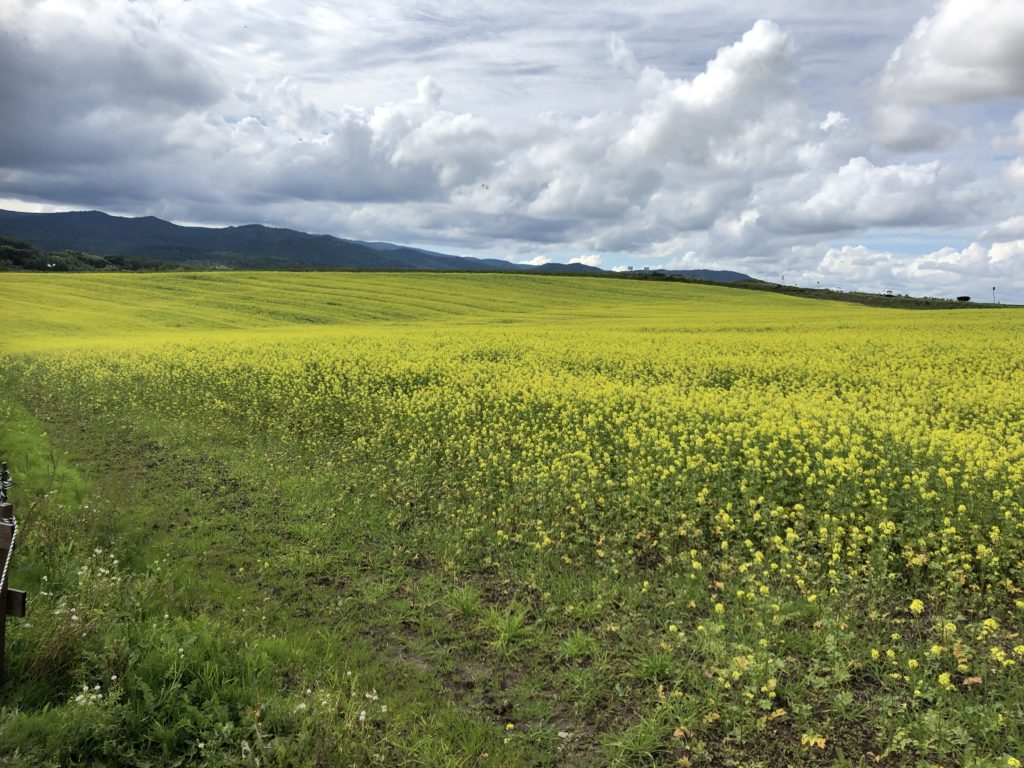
[800,733,826,749]
[909,599,924,614]
[714,603,724,614]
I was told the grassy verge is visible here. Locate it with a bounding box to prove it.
[0,399,541,767]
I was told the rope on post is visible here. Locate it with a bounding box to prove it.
[0,462,14,590]
[1,462,27,685]
[0,519,15,606]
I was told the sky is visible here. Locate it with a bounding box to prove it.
[1,0,1023,301]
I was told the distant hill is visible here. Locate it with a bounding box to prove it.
[657,268,752,282]
[0,209,486,270]
[0,209,609,274]
[624,267,753,283]
[0,209,750,281]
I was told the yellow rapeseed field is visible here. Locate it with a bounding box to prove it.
[2,271,1022,765]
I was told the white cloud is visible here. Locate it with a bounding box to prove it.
[665,251,704,270]
[819,112,848,132]
[1003,157,1024,187]
[763,157,984,233]
[871,104,958,152]
[0,198,77,214]
[569,254,602,267]
[608,34,640,77]
[882,0,1024,104]
[988,239,1024,265]
[814,245,900,288]
[981,214,1024,241]
[416,76,443,108]
[518,255,550,266]
[615,20,796,168]
[800,240,1024,298]
[992,110,1024,149]
[911,241,1024,298]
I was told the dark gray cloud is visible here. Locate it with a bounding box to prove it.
[0,10,221,169]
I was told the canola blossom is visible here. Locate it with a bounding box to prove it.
[2,271,1023,762]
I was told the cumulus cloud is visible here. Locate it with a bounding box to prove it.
[872,0,1024,162]
[665,251,706,270]
[871,104,958,152]
[992,111,1024,150]
[819,112,848,132]
[1003,157,1024,187]
[518,255,550,266]
[569,254,602,267]
[813,245,901,288]
[981,214,1024,241]
[882,0,1024,104]
[915,241,1017,275]
[615,20,796,166]
[800,240,1024,298]
[762,157,985,234]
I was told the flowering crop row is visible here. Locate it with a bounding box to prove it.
[15,309,1024,612]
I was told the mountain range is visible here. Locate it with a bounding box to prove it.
[0,209,751,280]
